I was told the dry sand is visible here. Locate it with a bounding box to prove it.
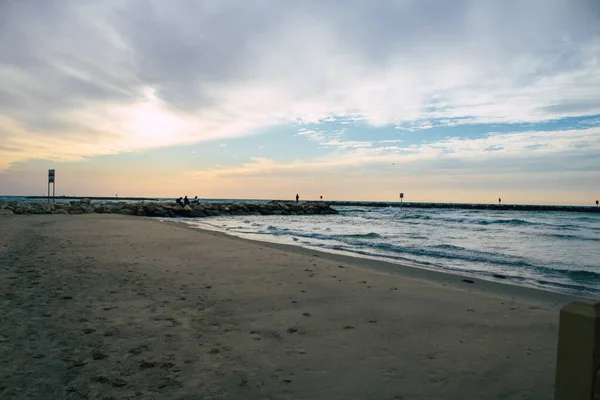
[0,214,579,399]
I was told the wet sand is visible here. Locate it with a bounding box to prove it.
[0,214,577,399]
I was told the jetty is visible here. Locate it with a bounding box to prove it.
[0,199,338,217]
[330,201,600,213]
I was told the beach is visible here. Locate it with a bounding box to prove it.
[0,214,578,399]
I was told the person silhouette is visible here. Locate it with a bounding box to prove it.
[320,195,323,201]
[498,197,502,204]
[184,196,190,206]
[296,194,299,203]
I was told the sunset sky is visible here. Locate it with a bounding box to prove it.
[1,0,599,204]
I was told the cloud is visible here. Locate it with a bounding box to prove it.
[1,0,599,169]
[187,127,600,179]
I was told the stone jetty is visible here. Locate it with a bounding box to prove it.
[330,201,600,213]
[0,199,339,217]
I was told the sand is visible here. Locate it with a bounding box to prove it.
[0,214,579,400]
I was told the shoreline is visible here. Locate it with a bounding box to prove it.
[168,217,584,306]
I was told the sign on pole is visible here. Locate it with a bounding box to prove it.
[48,169,55,203]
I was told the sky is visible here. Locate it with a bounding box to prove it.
[1,0,599,205]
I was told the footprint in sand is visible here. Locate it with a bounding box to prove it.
[128,344,150,355]
[92,351,107,360]
[140,360,157,369]
[250,330,282,341]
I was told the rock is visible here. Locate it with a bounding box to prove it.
[189,209,207,218]
[116,208,135,215]
[0,200,340,218]
[30,202,54,214]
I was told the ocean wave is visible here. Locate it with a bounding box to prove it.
[400,214,432,220]
[538,233,600,241]
[364,242,533,268]
[338,208,370,213]
[341,232,382,239]
[257,227,382,241]
[476,218,535,226]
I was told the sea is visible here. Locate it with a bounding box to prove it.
[3,196,599,299]
[181,206,600,299]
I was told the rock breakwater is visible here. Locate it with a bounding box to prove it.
[0,199,339,217]
[331,201,600,213]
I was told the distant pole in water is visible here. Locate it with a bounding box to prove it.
[498,197,502,205]
[596,200,599,207]
[400,192,404,210]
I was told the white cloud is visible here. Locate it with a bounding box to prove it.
[1,0,599,169]
[188,127,600,179]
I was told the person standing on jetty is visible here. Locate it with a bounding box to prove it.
[184,196,190,206]
[296,194,299,203]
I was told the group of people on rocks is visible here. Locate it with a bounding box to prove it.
[176,195,199,206]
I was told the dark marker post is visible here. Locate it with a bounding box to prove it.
[399,192,404,210]
[47,169,55,204]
